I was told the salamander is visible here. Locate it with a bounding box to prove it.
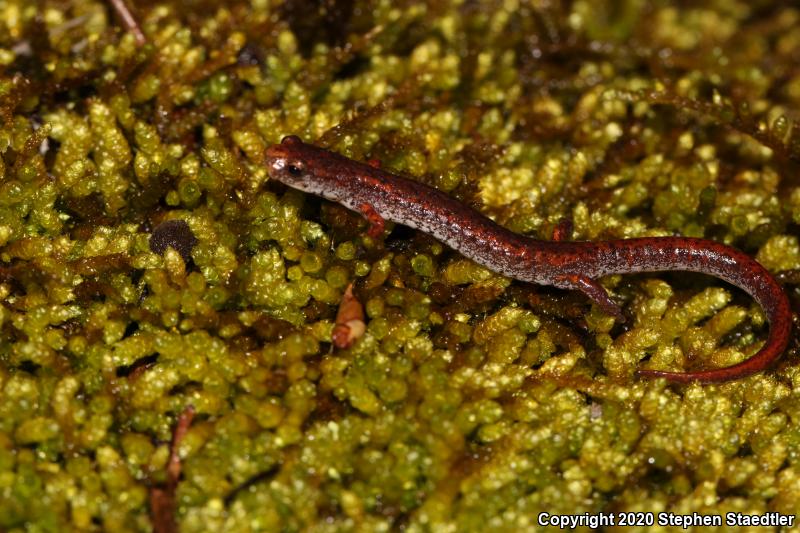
[265,135,792,383]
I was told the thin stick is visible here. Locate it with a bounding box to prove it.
[149,405,196,533]
[107,0,146,46]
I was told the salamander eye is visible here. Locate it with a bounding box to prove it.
[287,163,303,176]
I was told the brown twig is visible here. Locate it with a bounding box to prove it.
[150,405,196,533]
[107,0,146,46]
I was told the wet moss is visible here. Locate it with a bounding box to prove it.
[1,0,799,531]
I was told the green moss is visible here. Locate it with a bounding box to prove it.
[1,0,799,530]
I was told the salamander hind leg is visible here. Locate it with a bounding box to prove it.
[358,203,386,238]
[556,274,625,322]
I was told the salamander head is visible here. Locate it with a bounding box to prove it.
[265,135,325,193]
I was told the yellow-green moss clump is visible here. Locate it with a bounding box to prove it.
[1,0,800,531]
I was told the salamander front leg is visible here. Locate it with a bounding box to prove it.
[551,218,574,242]
[358,203,385,238]
[556,274,625,322]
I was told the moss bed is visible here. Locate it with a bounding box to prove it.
[1,0,800,531]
